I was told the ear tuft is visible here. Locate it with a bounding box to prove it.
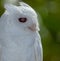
[4,4,13,10]
[19,2,31,7]
[4,3,18,13]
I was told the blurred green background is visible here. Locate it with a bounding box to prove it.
[0,0,60,61]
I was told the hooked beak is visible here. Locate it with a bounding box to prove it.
[28,24,37,31]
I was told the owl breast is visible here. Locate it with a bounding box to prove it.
[1,32,36,61]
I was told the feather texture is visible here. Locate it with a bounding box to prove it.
[0,2,43,61]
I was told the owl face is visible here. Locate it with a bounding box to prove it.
[5,2,40,32]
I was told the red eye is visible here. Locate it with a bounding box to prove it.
[18,18,27,23]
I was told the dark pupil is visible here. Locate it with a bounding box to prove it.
[18,18,27,23]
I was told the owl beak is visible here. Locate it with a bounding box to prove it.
[28,24,37,31]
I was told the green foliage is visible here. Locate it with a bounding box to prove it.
[0,0,5,16]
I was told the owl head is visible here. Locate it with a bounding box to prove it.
[4,2,40,32]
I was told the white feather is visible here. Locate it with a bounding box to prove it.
[19,2,32,8]
[0,2,43,61]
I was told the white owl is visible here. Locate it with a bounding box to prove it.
[0,2,43,61]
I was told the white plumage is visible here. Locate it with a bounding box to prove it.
[0,2,43,61]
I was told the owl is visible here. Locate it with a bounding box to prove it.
[0,2,43,61]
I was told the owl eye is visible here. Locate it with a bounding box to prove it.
[18,18,27,23]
